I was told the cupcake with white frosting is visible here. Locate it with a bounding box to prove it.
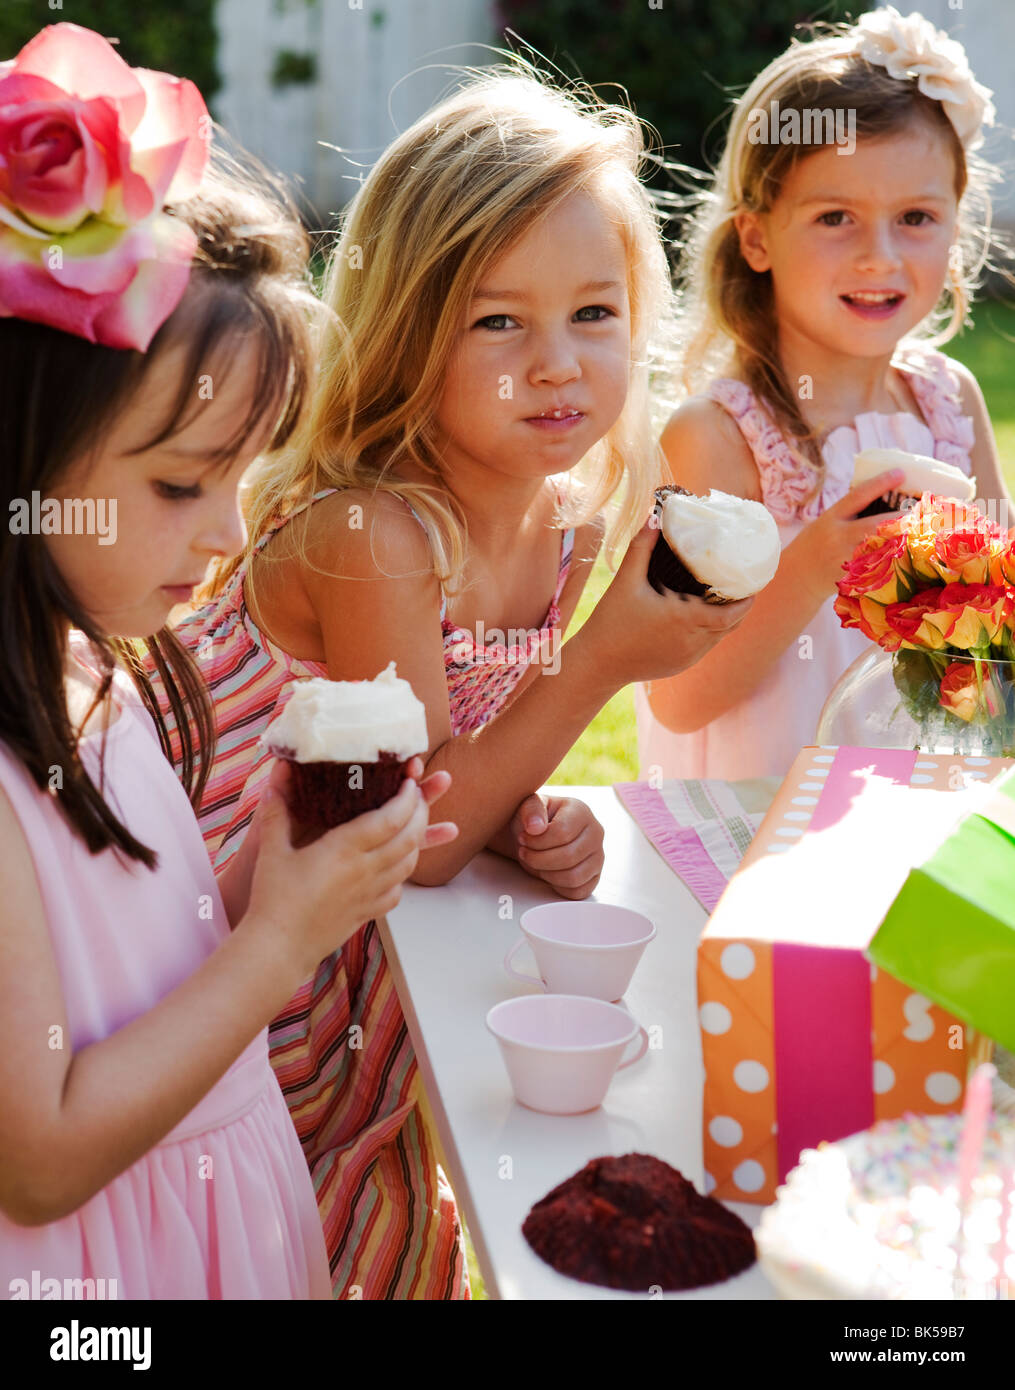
[263,663,428,845]
[853,447,977,519]
[647,486,780,603]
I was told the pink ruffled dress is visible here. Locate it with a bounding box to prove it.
[635,347,976,781]
[0,645,331,1299]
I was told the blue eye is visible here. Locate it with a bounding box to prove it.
[575,305,613,321]
[154,481,202,501]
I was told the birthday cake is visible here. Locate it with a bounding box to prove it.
[756,1113,1014,1300]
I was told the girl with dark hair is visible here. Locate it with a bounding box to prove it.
[0,23,452,1299]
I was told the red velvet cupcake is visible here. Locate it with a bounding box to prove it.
[262,663,428,847]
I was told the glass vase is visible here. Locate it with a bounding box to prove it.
[816,647,1015,758]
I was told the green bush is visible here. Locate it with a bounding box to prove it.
[0,0,220,106]
[495,0,859,170]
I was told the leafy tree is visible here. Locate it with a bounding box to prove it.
[495,0,860,171]
[0,0,220,106]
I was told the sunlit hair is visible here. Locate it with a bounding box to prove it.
[215,57,676,601]
[0,139,319,865]
[674,23,1001,477]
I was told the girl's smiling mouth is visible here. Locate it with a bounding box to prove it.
[839,289,906,319]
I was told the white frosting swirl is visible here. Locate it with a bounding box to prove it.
[852,448,976,502]
[263,663,428,763]
[659,489,780,600]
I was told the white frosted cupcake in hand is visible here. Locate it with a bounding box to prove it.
[263,663,428,846]
[646,485,780,603]
[852,448,977,518]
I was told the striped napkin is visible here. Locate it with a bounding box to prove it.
[614,778,779,912]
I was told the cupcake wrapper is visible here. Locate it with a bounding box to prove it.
[856,491,918,520]
[279,751,409,847]
[647,486,736,604]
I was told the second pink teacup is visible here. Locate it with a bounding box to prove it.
[504,902,656,1002]
[486,994,648,1114]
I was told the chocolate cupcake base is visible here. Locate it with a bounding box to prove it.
[276,750,409,847]
[856,490,918,520]
[647,485,735,604]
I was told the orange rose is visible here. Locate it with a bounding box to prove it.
[837,533,911,603]
[885,589,948,651]
[926,582,1013,650]
[939,661,1003,722]
[906,529,940,582]
[989,537,1015,587]
[932,529,992,585]
[834,593,903,651]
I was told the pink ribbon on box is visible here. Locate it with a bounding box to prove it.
[772,746,919,1181]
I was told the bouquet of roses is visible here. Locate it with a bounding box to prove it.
[834,496,1015,751]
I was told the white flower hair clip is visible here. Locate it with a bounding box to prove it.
[854,6,995,150]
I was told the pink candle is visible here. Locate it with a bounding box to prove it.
[957,1062,996,1212]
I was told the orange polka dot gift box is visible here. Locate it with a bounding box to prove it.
[698,745,999,1206]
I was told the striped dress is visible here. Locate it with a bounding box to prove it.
[156,488,575,1299]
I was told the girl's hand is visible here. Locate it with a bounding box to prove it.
[219,757,456,928]
[243,760,457,979]
[786,468,906,604]
[509,792,605,900]
[579,519,754,685]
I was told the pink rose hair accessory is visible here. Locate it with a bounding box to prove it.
[0,22,210,351]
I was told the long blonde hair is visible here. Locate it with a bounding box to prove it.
[675,22,1000,467]
[213,58,676,600]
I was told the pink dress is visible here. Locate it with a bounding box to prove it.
[0,648,331,1300]
[635,347,976,781]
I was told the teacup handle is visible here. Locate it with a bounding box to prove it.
[617,1026,649,1070]
[503,938,542,987]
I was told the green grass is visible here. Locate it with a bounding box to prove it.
[547,301,1015,789]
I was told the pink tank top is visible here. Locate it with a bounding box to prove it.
[635,347,977,782]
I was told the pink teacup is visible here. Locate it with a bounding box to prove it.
[486,994,649,1114]
[504,903,656,1002]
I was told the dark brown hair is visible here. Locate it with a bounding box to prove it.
[0,143,317,865]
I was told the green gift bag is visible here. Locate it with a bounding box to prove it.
[869,768,1015,1053]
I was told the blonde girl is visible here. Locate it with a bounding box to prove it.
[159,63,750,1297]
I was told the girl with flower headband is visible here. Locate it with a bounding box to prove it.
[0,23,454,1298]
[637,6,1013,781]
[151,63,752,1298]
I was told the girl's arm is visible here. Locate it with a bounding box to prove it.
[949,359,1012,511]
[644,400,905,734]
[0,769,434,1225]
[298,490,751,885]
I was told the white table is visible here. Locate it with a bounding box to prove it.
[380,784,778,1300]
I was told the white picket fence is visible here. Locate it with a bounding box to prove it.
[214,0,496,223]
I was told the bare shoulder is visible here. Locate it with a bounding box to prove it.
[297,486,437,585]
[659,396,761,501]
